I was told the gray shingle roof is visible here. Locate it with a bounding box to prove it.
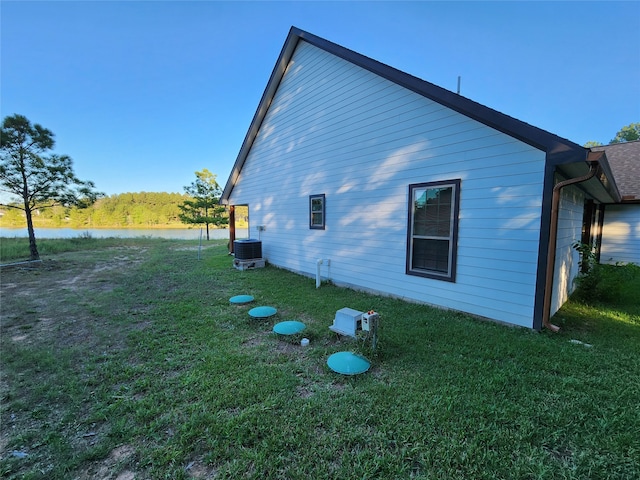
[593,140,640,201]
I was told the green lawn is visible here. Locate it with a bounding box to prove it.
[1,238,638,479]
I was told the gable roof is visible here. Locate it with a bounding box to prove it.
[591,140,640,202]
[221,27,611,203]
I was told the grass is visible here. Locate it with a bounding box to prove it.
[1,238,638,479]
[0,235,139,264]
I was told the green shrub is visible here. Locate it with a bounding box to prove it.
[573,260,640,304]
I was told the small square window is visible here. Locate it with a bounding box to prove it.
[310,194,325,230]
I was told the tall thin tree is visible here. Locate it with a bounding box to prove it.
[178,169,228,240]
[0,114,101,260]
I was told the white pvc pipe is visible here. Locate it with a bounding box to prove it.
[0,259,43,268]
[316,259,330,288]
[316,259,323,288]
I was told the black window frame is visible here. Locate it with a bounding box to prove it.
[406,179,461,282]
[309,194,326,230]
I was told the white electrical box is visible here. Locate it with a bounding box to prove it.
[329,308,363,337]
[362,311,378,332]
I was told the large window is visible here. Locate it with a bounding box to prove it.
[309,194,325,229]
[407,180,460,281]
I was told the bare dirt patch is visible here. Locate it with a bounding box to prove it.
[185,458,218,479]
[171,244,220,252]
[75,444,136,480]
[0,247,150,479]
[1,248,146,347]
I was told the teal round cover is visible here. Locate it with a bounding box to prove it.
[230,295,254,304]
[327,352,370,375]
[273,320,306,335]
[248,306,277,318]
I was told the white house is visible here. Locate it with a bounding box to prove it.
[221,27,626,331]
[592,141,640,265]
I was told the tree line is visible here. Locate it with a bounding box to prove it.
[584,123,639,147]
[1,114,232,259]
[0,191,205,229]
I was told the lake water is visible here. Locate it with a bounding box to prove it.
[0,227,247,240]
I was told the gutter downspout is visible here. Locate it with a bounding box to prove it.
[542,162,599,332]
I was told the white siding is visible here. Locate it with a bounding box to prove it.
[550,185,584,316]
[601,204,640,265]
[229,41,547,328]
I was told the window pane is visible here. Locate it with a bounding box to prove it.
[310,194,325,229]
[413,205,427,235]
[412,238,449,273]
[413,186,452,237]
[437,216,451,236]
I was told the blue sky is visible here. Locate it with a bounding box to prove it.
[2,1,639,196]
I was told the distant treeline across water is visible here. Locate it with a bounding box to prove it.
[0,227,240,240]
[0,192,235,229]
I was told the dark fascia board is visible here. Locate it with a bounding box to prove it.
[221,28,301,203]
[221,26,588,203]
[294,28,589,157]
[589,150,622,203]
[555,151,622,203]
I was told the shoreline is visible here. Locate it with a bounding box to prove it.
[0,225,240,230]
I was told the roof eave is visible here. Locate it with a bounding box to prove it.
[555,150,622,203]
[221,26,591,203]
[589,150,622,203]
[221,27,302,204]
[295,29,585,156]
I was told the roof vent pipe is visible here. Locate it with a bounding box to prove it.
[542,161,599,332]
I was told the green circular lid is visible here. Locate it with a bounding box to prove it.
[327,352,370,375]
[273,320,306,335]
[230,295,254,304]
[249,306,277,318]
